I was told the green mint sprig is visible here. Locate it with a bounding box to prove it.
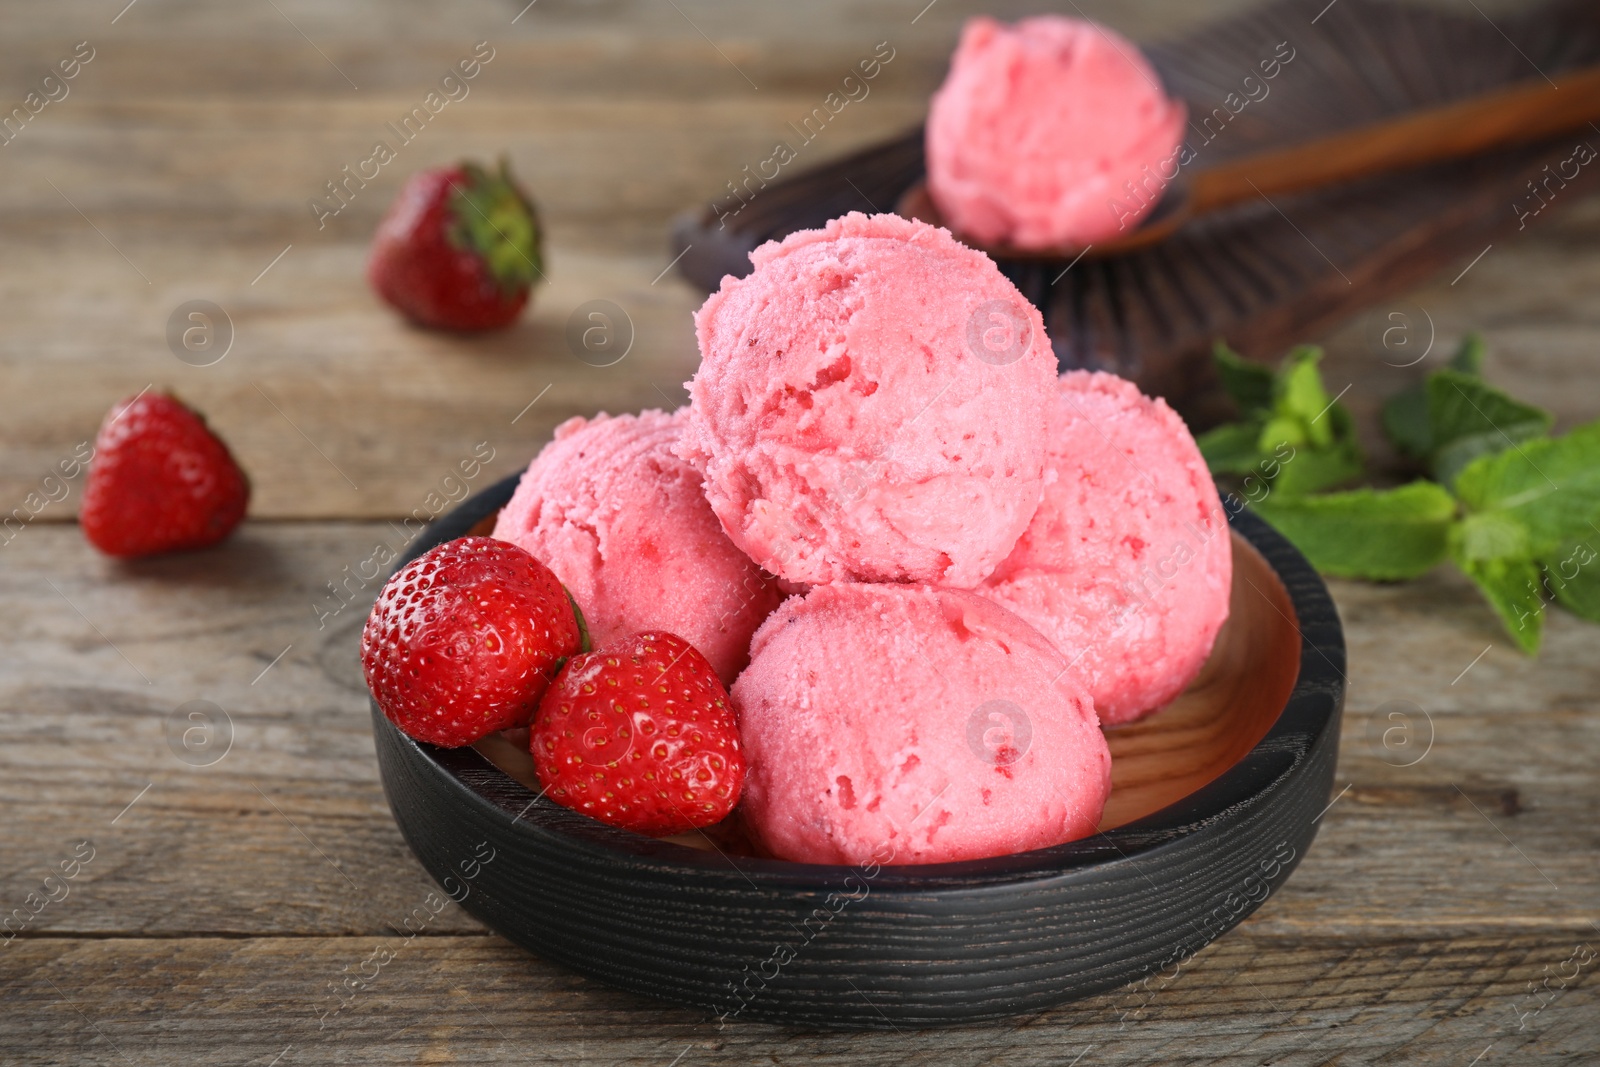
[1201,337,1600,655]
[1197,343,1364,496]
[1380,332,1553,487]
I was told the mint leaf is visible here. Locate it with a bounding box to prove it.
[1198,422,1266,474]
[1271,439,1363,495]
[1451,422,1600,653]
[1253,482,1455,580]
[1259,349,1362,492]
[1451,510,1531,562]
[1382,333,1488,461]
[1463,559,1545,654]
[1214,343,1275,414]
[1454,420,1600,556]
[1202,343,1363,492]
[1435,425,1551,490]
[1450,331,1485,375]
[1274,347,1336,448]
[1544,537,1600,623]
[1447,512,1546,653]
[1257,414,1308,450]
[1426,370,1553,487]
[1271,405,1362,494]
[1382,385,1433,460]
[1451,549,1545,654]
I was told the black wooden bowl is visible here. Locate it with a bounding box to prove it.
[370,471,1344,1030]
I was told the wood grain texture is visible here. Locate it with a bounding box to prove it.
[0,0,1267,523]
[5,932,1598,1065]
[1,0,1598,1060]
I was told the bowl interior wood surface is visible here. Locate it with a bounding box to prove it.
[467,520,1301,847]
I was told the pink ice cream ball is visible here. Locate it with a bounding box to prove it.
[678,212,1056,589]
[926,15,1188,250]
[735,583,1111,866]
[978,371,1232,725]
[491,409,782,685]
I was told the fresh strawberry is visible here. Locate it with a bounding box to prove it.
[367,159,543,331]
[80,392,250,558]
[532,631,745,836]
[362,537,583,748]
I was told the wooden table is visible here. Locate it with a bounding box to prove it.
[3,1,1596,1062]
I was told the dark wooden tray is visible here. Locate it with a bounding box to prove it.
[671,0,1600,402]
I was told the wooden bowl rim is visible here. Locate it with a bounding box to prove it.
[371,471,1344,892]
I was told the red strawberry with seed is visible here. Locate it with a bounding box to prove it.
[532,631,745,836]
[80,392,250,558]
[362,536,583,748]
[367,159,543,331]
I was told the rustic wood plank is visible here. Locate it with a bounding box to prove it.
[3,930,1595,1064]
[2,201,1594,521]
[12,0,1548,521]
[3,164,1593,522]
[2,0,1575,520]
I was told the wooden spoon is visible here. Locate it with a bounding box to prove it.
[897,64,1600,261]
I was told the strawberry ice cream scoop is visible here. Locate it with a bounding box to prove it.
[734,583,1111,866]
[926,16,1188,250]
[492,409,781,684]
[979,372,1232,725]
[678,212,1056,588]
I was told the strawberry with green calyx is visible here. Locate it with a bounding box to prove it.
[367,159,544,331]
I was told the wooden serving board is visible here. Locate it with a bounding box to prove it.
[671,0,1600,403]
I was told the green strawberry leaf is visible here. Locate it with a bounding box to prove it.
[1426,370,1552,487]
[1543,537,1600,623]
[565,586,591,654]
[449,159,544,293]
[1198,421,1267,475]
[1252,481,1456,580]
[1454,420,1600,556]
[1446,524,1542,655]
[1214,342,1275,414]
